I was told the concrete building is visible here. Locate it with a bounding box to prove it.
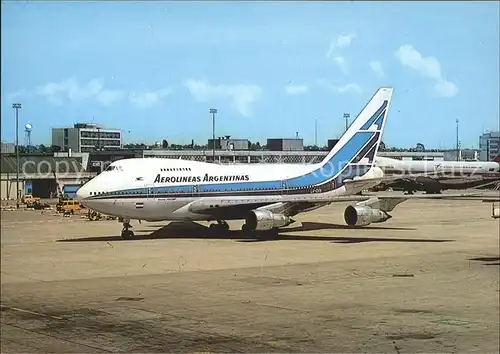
[207,136,249,151]
[479,131,500,161]
[266,138,304,151]
[1,142,15,154]
[52,123,122,153]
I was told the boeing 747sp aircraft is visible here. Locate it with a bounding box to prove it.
[76,87,476,239]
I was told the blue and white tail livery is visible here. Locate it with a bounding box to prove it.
[75,87,445,237]
[282,87,392,193]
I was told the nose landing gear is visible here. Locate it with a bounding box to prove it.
[120,218,134,239]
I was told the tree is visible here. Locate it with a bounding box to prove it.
[50,145,62,153]
[415,143,425,152]
[38,144,48,153]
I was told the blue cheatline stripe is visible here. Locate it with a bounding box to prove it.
[199,180,281,192]
[360,100,387,130]
[87,163,374,200]
[156,185,192,194]
[86,129,379,200]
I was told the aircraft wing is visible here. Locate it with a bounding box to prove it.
[186,186,485,218]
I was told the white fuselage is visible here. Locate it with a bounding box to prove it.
[76,158,382,221]
[375,156,500,175]
[76,86,393,223]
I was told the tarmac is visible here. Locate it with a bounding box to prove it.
[1,196,499,353]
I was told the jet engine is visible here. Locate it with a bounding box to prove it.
[245,209,293,231]
[343,205,392,227]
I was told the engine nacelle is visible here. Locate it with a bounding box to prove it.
[245,209,292,231]
[344,205,391,227]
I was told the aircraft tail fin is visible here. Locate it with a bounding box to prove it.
[317,87,393,173]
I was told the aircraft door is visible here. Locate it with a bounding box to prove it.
[145,183,155,199]
[192,184,199,197]
[281,180,288,195]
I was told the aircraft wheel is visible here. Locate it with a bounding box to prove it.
[220,222,230,232]
[241,223,252,234]
[209,221,230,233]
[121,229,134,240]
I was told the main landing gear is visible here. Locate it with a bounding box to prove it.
[208,220,230,233]
[121,218,134,240]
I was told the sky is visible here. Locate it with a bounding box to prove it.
[2,1,499,149]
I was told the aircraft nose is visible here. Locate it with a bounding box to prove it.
[75,184,89,201]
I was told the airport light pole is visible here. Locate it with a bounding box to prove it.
[12,103,22,209]
[456,119,459,161]
[314,119,318,146]
[210,108,217,162]
[343,113,350,132]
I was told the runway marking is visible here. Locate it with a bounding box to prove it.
[1,322,112,353]
[0,305,63,320]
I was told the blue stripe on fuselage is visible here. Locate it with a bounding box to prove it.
[88,130,377,198]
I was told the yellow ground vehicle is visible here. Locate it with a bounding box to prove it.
[56,199,82,214]
[22,195,41,207]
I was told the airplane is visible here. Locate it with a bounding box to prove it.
[373,155,500,194]
[76,87,481,239]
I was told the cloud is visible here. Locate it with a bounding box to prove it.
[6,89,29,103]
[395,44,458,97]
[326,32,356,75]
[317,80,362,94]
[327,32,356,57]
[369,61,384,78]
[96,90,126,106]
[129,89,172,108]
[433,79,459,98]
[33,78,172,107]
[184,79,262,117]
[36,78,126,106]
[285,84,309,95]
[333,56,349,74]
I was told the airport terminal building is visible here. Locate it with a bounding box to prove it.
[52,123,122,153]
[479,131,500,161]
